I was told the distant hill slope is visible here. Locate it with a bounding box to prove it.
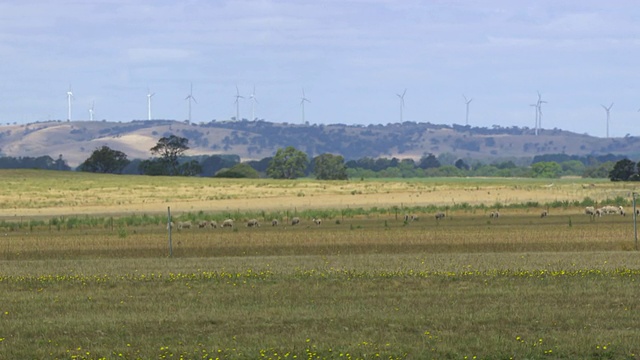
[1,119,639,167]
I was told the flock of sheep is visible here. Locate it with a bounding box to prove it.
[583,205,633,218]
[166,205,637,231]
[167,216,324,230]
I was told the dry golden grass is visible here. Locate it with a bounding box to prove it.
[0,169,637,218]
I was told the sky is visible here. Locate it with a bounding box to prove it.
[1,0,639,137]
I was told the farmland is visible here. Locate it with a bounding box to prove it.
[1,170,640,359]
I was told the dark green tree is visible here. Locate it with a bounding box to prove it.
[609,159,636,181]
[454,159,470,171]
[267,146,308,179]
[313,153,348,180]
[178,160,202,177]
[149,135,190,175]
[77,146,130,173]
[418,153,440,169]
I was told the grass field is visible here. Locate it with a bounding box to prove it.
[1,170,640,359]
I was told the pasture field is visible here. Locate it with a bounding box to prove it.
[1,170,640,359]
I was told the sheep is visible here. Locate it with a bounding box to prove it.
[209,220,218,229]
[584,206,596,216]
[540,210,548,218]
[222,219,234,228]
[490,211,500,218]
[636,209,640,216]
[246,219,260,227]
[177,221,192,229]
[312,218,322,225]
[435,212,445,220]
[601,205,620,215]
[291,217,300,226]
[595,208,603,217]
[404,214,418,222]
[167,221,175,230]
[271,219,279,226]
[198,220,210,228]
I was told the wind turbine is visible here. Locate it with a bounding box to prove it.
[300,88,310,124]
[147,88,155,121]
[249,85,258,120]
[88,102,95,121]
[184,83,197,123]
[601,102,614,138]
[66,86,74,121]
[396,89,406,122]
[529,91,547,136]
[463,95,473,126]
[234,85,244,121]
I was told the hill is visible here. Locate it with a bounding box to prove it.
[1,119,640,167]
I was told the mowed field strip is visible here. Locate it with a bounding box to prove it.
[2,169,640,359]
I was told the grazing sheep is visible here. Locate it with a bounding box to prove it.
[209,220,218,229]
[584,206,596,216]
[198,220,210,228]
[247,219,260,227]
[271,219,279,226]
[167,221,175,230]
[435,212,445,220]
[291,217,300,226]
[312,218,322,225]
[490,211,500,218]
[177,221,192,229]
[540,210,548,218]
[595,208,603,217]
[404,214,418,222]
[222,219,234,228]
[601,205,620,215]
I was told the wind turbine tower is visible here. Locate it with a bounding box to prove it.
[530,103,539,135]
[535,91,547,135]
[396,89,406,122]
[249,85,258,120]
[234,86,244,121]
[88,102,95,121]
[147,88,155,121]
[184,83,197,123]
[66,86,74,121]
[602,102,614,138]
[463,95,473,126]
[300,88,310,124]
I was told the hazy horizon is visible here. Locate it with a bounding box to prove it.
[1,1,639,137]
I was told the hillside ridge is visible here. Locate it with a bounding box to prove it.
[1,119,639,167]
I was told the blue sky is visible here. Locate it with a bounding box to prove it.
[1,0,639,137]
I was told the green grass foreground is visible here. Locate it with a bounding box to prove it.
[1,214,640,359]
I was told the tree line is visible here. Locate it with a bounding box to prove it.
[0,135,635,181]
